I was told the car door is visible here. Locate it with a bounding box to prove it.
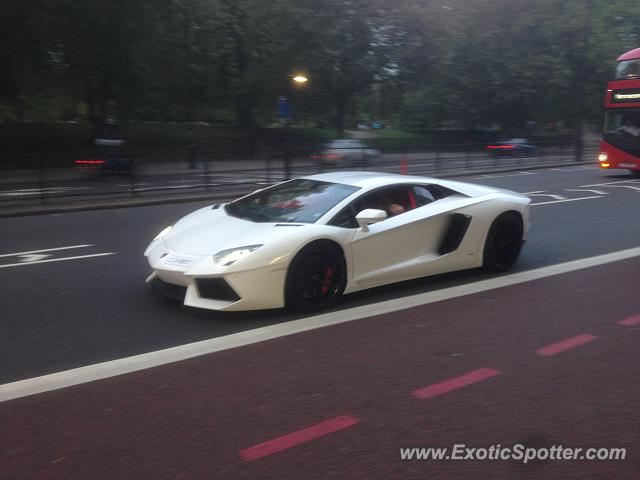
[343,185,452,288]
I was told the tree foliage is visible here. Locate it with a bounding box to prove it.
[0,0,638,135]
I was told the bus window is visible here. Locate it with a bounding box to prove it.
[615,59,640,80]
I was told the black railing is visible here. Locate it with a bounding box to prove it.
[0,142,596,209]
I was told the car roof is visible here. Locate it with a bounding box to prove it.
[324,139,365,147]
[302,171,438,189]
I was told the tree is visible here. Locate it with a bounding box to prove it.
[289,0,397,136]
[0,0,49,119]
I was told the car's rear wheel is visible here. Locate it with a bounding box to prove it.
[285,244,346,312]
[483,212,524,272]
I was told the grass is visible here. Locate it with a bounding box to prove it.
[287,127,341,140]
[370,129,423,139]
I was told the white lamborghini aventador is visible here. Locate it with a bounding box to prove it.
[144,171,530,312]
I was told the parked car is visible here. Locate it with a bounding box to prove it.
[74,120,132,173]
[486,138,536,157]
[310,139,380,167]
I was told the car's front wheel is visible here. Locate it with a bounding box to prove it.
[285,244,346,312]
[483,212,524,272]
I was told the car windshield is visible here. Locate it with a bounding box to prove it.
[225,179,360,223]
[603,108,640,154]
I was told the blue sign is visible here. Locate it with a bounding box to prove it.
[278,96,290,119]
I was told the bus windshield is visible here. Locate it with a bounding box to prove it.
[615,59,640,80]
[603,108,640,153]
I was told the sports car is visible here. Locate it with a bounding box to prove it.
[145,171,530,312]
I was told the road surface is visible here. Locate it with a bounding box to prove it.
[1,164,638,478]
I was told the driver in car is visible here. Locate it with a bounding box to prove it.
[377,191,405,216]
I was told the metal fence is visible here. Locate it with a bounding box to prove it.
[0,141,597,210]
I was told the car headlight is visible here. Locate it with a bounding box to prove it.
[213,245,263,266]
[153,225,173,240]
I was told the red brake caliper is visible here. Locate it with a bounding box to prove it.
[321,266,335,295]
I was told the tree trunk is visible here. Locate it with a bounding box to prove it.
[86,85,99,128]
[335,102,346,138]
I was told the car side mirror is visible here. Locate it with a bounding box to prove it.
[355,208,387,232]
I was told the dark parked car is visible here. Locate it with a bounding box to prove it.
[486,138,536,157]
[310,139,380,167]
[75,120,132,173]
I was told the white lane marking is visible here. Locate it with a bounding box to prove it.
[408,162,436,168]
[521,190,545,194]
[551,166,598,171]
[0,253,116,269]
[2,246,640,402]
[0,187,89,197]
[593,184,640,192]
[19,254,51,263]
[581,179,640,187]
[472,171,535,179]
[0,244,93,258]
[134,184,210,192]
[527,192,567,200]
[531,196,602,206]
[566,188,608,195]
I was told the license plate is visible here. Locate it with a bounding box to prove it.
[162,254,197,267]
[619,163,636,168]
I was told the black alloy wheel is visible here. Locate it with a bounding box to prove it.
[285,245,346,312]
[483,212,524,272]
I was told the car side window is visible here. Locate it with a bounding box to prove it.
[412,185,436,206]
[355,186,413,218]
[428,184,456,200]
[330,204,359,228]
[329,185,413,228]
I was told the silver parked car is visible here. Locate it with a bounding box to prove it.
[311,139,380,167]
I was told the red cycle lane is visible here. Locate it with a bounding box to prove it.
[2,257,639,479]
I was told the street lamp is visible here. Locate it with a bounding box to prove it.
[282,73,309,179]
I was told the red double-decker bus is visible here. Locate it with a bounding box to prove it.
[599,47,640,174]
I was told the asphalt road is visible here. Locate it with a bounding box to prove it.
[2,251,639,479]
[1,164,639,384]
[1,163,639,478]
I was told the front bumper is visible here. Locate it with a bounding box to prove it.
[146,253,288,312]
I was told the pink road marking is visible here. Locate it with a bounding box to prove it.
[535,334,598,357]
[617,314,640,326]
[240,414,361,461]
[412,368,502,400]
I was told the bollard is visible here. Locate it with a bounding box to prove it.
[400,153,408,175]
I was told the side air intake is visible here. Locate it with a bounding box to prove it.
[438,213,472,255]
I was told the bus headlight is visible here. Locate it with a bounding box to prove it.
[598,153,608,163]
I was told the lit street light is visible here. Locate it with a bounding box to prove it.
[282,73,309,179]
